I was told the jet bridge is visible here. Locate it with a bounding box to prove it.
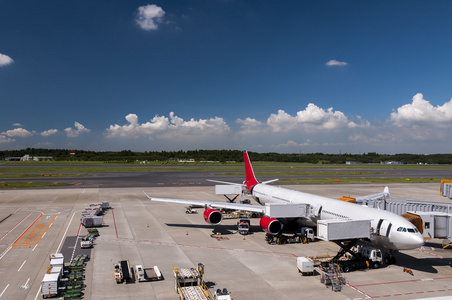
[356,197,452,241]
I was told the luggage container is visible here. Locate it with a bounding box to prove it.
[41,273,60,298]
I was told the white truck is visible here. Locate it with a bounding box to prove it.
[41,273,60,298]
[297,257,314,276]
[214,288,232,300]
[80,236,93,248]
[301,227,315,242]
[135,264,162,282]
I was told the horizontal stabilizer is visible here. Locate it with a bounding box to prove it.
[262,179,279,185]
[206,179,243,186]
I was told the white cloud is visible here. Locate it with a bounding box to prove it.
[64,122,90,137]
[0,53,14,67]
[13,123,22,127]
[106,112,230,141]
[41,129,58,137]
[266,104,364,132]
[0,135,14,143]
[136,4,165,31]
[2,128,33,138]
[236,117,265,135]
[391,93,452,126]
[325,59,348,66]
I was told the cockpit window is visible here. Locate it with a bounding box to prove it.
[397,227,419,233]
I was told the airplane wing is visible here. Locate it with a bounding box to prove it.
[355,186,390,202]
[144,192,265,213]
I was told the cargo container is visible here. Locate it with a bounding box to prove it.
[41,273,60,298]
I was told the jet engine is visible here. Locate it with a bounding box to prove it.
[203,209,223,225]
[259,216,282,235]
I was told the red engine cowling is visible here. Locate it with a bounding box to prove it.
[260,216,282,235]
[203,209,223,225]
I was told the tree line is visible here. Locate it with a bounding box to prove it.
[1,148,452,164]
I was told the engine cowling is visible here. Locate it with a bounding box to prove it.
[259,216,282,235]
[203,209,223,225]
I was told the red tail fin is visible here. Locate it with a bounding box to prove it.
[244,151,258,191]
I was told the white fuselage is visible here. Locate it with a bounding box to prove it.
[251,184,424,250]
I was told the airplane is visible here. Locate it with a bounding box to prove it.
[145,151,424,256]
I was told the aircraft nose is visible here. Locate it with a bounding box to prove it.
[412,233,424,248]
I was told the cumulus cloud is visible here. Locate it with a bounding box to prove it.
[64,122,90,137]
[390,93,452,127]
[136,4,165,31]
[236,118,265,135]
[106,112,230,140]
[0,135,14,143]
[2,128,33,138]
[266,104,366,132]
[325,59,348,66]
[41,129,58,137]
[0,53,14,67]
[13,123,22,127]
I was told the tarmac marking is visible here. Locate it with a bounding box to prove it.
[354,276,452,287]
[12,214,58,248]
[0,284,9,298]
[351,277,452,298]
[111,209,118,238]
[417,248,444,259]
[0,212,32,242]
[17,260,26,272]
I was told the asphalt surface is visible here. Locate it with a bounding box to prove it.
[1,164,451,188]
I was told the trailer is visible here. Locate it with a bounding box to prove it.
[120,260,133,282]
[297,257,314,276]
[135,264,162,282]
[174,263,210,300]
[41,273,60,298]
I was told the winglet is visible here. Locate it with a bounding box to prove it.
[244,151,259,191]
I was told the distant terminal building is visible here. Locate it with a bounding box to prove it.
[381,161,403,165]
[5,155,53,162]
[346,161,360,165]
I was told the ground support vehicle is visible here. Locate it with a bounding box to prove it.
[135,264,162,282]
[80,236,93,248]
[174,263,210,300]
[297,257,314,276]
[331,240,386,272]
[114,263,123,283]
[186,206,198,214]
[237,218,250,235]
[300,227,315,242]
[214,288,232,300]
[265,233,303,245]
[317,263,346,292]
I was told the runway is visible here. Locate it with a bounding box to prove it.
[0,177,452,299]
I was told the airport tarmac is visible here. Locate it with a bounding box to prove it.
[0,183,452,300]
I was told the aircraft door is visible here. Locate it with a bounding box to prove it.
[377,219,392,237]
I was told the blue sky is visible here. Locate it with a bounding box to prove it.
[1,0,452,154]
